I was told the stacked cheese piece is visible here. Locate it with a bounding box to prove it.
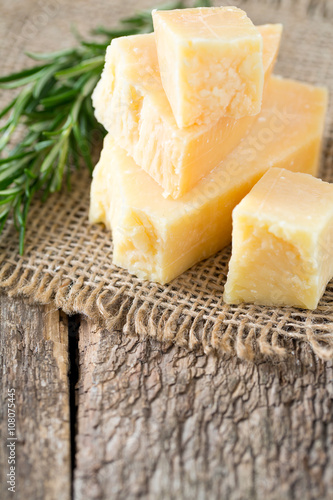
[90,6,328,302]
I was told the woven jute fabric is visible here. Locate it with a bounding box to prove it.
[0,0,333,361]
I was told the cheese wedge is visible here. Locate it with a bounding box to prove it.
[223,168,333,310]
[152,7,264,128]
[90,77,327,284]
[92,25,282,199]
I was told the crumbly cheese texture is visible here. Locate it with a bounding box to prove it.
[89,77,327,284]
[224,168,333,310]
[92,25,282,199]
[152,6,264,127]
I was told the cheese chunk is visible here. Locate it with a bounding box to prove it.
[224,168,333,310]
[90,77,327,284]
[152,7,264,127]
[92,25,282,199]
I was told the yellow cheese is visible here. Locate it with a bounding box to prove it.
[223,168,333,310]
[92,25,282,199]
[90,77,327,284]
[152,7,264,128]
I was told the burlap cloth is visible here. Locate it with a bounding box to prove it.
[0,0,332,361]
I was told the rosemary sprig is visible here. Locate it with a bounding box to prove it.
[0,0,209,254]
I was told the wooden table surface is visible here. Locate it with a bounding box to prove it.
[1,293,333,500]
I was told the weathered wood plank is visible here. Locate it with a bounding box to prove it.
[0,294,71,500]
[74,317,333,500]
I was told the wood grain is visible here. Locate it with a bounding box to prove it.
[1,295,333,500]
[74,317,333,500]
[0,294,71,500]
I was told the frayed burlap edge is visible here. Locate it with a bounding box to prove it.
[1,256,333,362]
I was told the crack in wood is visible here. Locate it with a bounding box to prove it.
[68,315,81,500]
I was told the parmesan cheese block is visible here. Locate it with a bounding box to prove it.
[92,25,282,199]
[152,7,264,128]
[223,168,333,310]
[90,77,327,284]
